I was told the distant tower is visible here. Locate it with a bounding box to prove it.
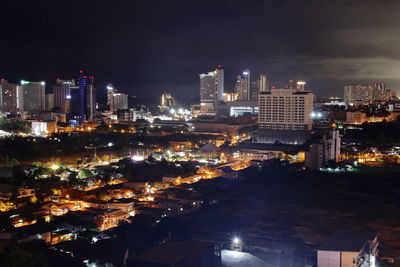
[107,84,115,110]
[69,70,96,123]
[20,80,46,114]
[0,79,23,114]
[259,74,268,92]
[235,70,251,100]
[53,79,74,113]
[107,84,128,112]
[199,65,224,114]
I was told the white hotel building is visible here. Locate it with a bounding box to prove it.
[256,87,314,144]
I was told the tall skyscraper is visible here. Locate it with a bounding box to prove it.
[53,79,73,113]
[112,93,128,111]
[107,84,115,110]
[257,86,314,144]
[20,80,46,114]
[69,71,96,123]
[235,70,251,100]
[107,84,128,112]
[0,79,23,114]
[258,74,268,92]
[199,65,224,114]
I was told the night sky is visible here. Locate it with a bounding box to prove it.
[1,0,400,99]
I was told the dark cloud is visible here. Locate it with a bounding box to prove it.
[1,0,400,99]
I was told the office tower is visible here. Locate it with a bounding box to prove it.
[344,82,394,106]
[0,79,23,114]
[235,70,251,100]
[20,80,46,114]
[107,84,115,110]
[257,86,314,144]
[199,65,224,114]
[107,84,128,112]
[111,93,128,111]
[69,71,96,123]
[258,74,268,92]
[53,79,73,113]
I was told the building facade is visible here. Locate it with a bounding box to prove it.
[106,84,128,112]
[53,79,73,113]
[317,230,379,267]
[69,71,96,123]
[305,130,341,170]
[20,80,46,114]
[0,79,23,114]
[258,74,268,92]
[257,88,314,144]
[199,66,224,114]
[344,82,395,106]
[235,70,251,101]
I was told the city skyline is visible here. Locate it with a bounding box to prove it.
[1,0,400,97]
[1,1,400,266]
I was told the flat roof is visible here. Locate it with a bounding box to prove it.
[318,230,378,252]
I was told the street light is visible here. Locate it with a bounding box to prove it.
[231,236,242,251]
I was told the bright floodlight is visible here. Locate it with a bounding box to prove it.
[170,108,176,114]
[107,142,113,147]
[107,85,113,90]
[242,71,249,75]
[66,95,72,99]
[297,81,306,85]
[233,237,240,244]
[51,164,59,170]
[131,155,144,161]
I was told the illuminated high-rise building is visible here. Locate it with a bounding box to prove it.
[20,80,46,114]
[107,84,128,112]
[258,74,268,92]
[257,85,314,144]
[199,65,224,114]
[53,79,73,113]
[235,70,251,100]
[0,79,23,114]
[69,70,96,123]
[344,82,394,106]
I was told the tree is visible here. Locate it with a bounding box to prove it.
[79,169,94,179]
[0,155,19,167]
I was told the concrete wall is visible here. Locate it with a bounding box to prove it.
[317,250,340,267]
